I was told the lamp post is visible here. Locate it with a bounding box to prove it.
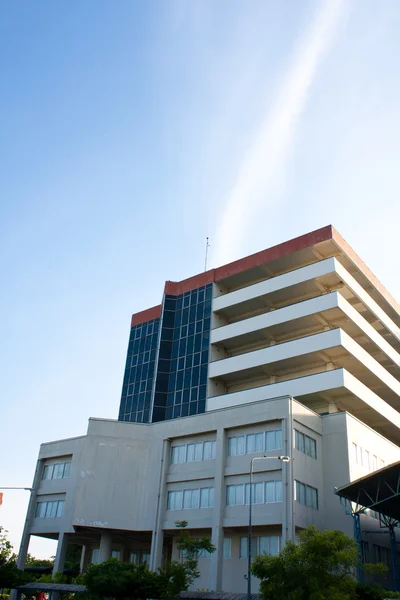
[247,455,290,600]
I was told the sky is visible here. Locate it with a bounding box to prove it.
[1,0,400,559]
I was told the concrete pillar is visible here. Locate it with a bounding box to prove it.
[210,427,226,592]
[53,531,68,577]
[283,399,295,544]
[99,531,113,563]
[150,438,170,570]
[79,545,87,573]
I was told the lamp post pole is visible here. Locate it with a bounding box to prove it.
[247,455,290,600]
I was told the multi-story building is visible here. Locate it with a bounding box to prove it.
[18,225,400,592]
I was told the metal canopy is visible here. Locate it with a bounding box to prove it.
[16,582,86,594]
[336,461,400,520]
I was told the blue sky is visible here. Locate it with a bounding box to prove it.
[1,0,400,558]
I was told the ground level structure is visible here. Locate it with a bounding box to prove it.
[336,461,400,590]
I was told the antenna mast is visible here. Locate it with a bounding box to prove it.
[204,237,210,271]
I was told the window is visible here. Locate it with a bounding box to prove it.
[227,481,282,506]
[203,441,216,460]
[129,551,150,565]
[362,541,370,563]
[265,481,282,503]
[111,550,121,560]
[223,538,231,559]
[91,548,100,564]
[228,429,282,456]
[226,484,245,506]
[373,545,390,568]
[266,429,282,451]
[171,441,216,464]
[168,487,213,510]
[42,461,71,480]
[171,446,186,464]
[200,487,214,508]
[167,490,183,510]
[240,536,281,558]
[228,436,245,456]
[295,481,318,509]
[294,430,316,458]
[183,489,200,509]
[35,500,65,518]
[245,482,264,505]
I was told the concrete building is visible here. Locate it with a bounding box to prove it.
[18,225,400,592]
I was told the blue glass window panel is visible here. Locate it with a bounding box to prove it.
[181,403,189,417]
[199,385,207,400]
[200,364,208,384]
[188,322,195,336]
[166,407,173,419]
[163,310,175,328]
[189,305,196,322]
[193,353,200,367]
[194,334,202,353]
[178,357,185,370]
[198,399,206,413]
[190,387,198,401]
[183,388,190,403]
[164,297,176,311]
[184,369,191,388]
[201,351,208,364]
[167,393,174,406]
[189,402,198,415]
[185,354,193,369]
[195,320,203,334]
[187,335,194,354]
[173,405,182,418]
[176,371,184,389]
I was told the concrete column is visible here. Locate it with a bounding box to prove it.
[99,531,113,563]
[210,427,226,592]
[53,531,68,577]
[150,438,170,570]
[79,545,87,573]
[16,459,44,571]
[283,398,295,544]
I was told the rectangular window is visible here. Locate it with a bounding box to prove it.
[42,462,71,480]
[183,489,200,509]
[203,440,216,460]
[259,536,280,556]
[266,429,282,451]
[239,537,258,559]
[265,481,282,503]
[42,465,54,480]
[246,433,264,454]
[111,550,121,560]
[226,484,245,506]
[56,500,65,517]
[167,490,183,510]
[228,435,246,456]
[91,548,100,564]
[171,446,186,464]
[35,502,46,518]
[199,487,214,508]
[187,443,203,462]
[295,480,318,509]
[295,430,316,459]
[245,482,264,505]
[223,538,231,559]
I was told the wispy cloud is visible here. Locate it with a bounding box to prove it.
[212,0,348,266]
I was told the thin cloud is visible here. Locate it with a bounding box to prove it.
[213,0,348,266]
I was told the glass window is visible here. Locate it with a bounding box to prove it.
[63,462,71,478]
[239,537,257,559]
[35,502,46,518]
[53,464,65,479]
[129,551,139,564]
[42,465,54,480]
[226,485,235,506]
[203,440,216,460]
[171,446,186,464]
[183,490,192,509]
[245,482,264,504]
[200,487,214,508]
[91,548,100,564]
[266,429,282,451]
[111,550,121,559]
[167,490,183,510]
[56,500,65,517]
[223,538,231,559]
[45,501,58,517]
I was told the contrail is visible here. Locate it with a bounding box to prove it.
[213,0,348,266]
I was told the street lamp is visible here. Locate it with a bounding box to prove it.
[247,455,290,600]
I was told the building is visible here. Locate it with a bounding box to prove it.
[18,225,400,592]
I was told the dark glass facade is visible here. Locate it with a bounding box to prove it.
[118,283,213,424]
[118,318,160,423]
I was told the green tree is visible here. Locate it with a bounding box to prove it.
[252,526,359,600]
[0,527,25,589]
[174,520,216,588]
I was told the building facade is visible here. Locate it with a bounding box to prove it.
[18,225,400,592]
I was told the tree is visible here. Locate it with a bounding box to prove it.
[0,526,24,589]
[252,526,359,600]
[82,522,215,600]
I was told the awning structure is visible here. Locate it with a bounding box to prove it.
[336,461,400,519]
[16,582,86,594]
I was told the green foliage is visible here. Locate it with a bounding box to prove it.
[252,526,359,600]
[174,520,216,589]
[25,553,54,568]
[355,583,400,600]
[0,526,24,589]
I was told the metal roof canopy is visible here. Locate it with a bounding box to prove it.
[15,582,86,594]
[336,461,400,520]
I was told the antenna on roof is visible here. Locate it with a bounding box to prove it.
[204,237,210,272]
